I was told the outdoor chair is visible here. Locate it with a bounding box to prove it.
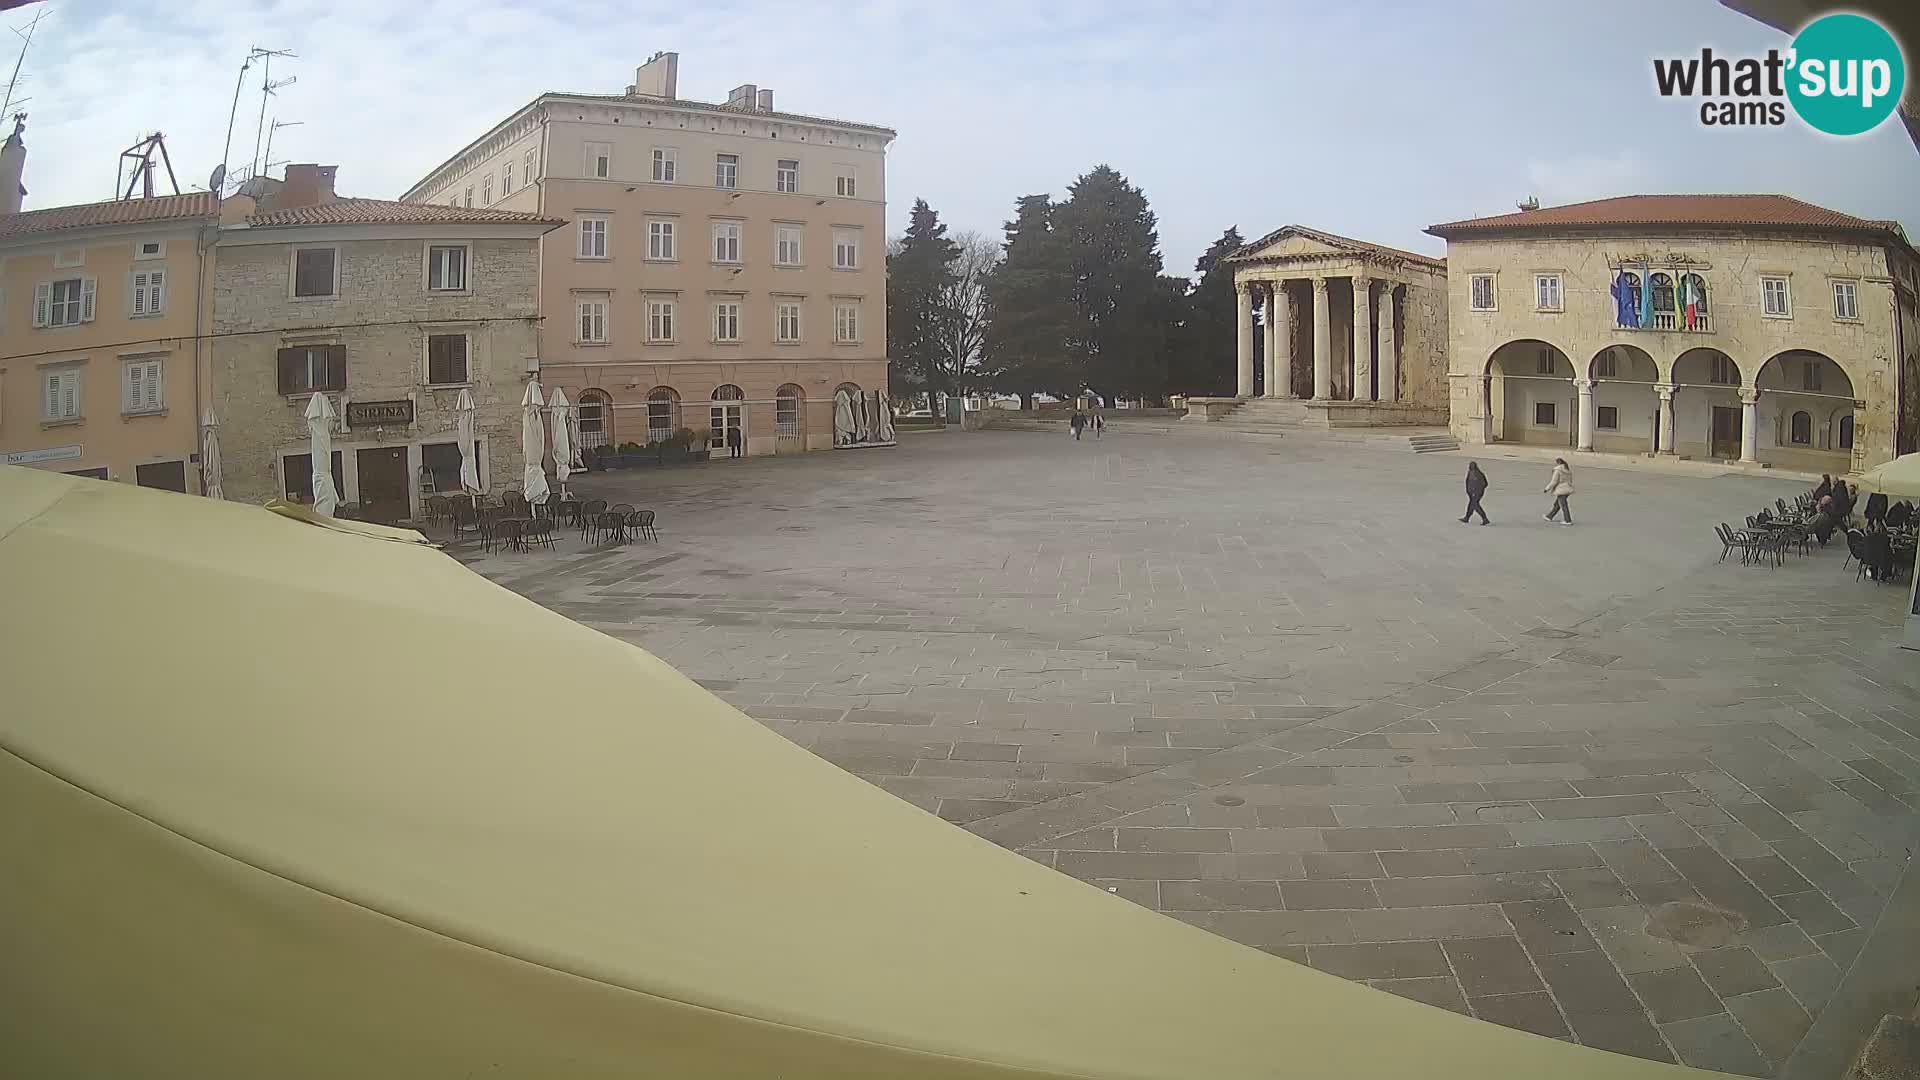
[1776,498,1790,517]
[578,499,608,541]
[609,502,635,517]
[628,509,658,543]
[595,511,626,545]
[1845,530,1870,581]
[425,495,453,527]
[524,518,556,550]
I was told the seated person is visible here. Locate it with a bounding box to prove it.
[1813,474,1833,502]
[1863,491,1889,526]
[1888,500,1913,530]
[1864,522,1896,582]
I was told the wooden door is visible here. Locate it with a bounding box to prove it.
[356,447,411,524]
[1710,406,1741,460]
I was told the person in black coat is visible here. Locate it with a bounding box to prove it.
[1460,461,1490,525]
[1863,490,1889,527]
[1889,501,1914,529]
[1812,475,1832,502]
[725,425,743,459]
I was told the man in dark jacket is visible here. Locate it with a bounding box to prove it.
[1813,475,1832,503]
[725,425,743,459]
[1460,462,1490,525]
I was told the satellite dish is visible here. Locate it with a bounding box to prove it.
[208,164,227,192]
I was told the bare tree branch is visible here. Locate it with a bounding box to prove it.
[939,230,999,395]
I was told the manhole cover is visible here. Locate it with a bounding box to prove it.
[1646,902,1747,947]
[1524,627,1579,640]
[1214,794,1246,807]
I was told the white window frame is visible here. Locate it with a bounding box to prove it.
[833,229,860,271]
[290,247,339,300]
[1596,405,1619,431]
[1469,273,1496,312]
[776,158,799,193]
[123,356,164,415]
[712,301,741,343]
[835,170,857,198]
[522,148,536,187]
[715,153,739,190]
[425,243,470,293]
[776,388,802,435]
[1832,280,1860,321]
[712,221,742,264]
[35,275,97,327]
[646,298,676,343]
[501,162,514,196]
[652,146,678,183]
[577,216,609,259]
[834,301,860,343]
[575,294,609,344]
[776,301,802,343]
[43,366,81,422]
[585,141,612,179]
[464,187,473,208]
[129,268,166,317]
[424,332,471,387]
[648,219,677,261]
[1760,275,1792,318]
[482,175,494,205]
[776,224,803,267]
[133,240,166,260]
[1533,273,1562,312]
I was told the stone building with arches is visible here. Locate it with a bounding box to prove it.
[1427,194,1920,473]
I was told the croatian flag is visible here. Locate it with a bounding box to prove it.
[1681,277,1700,330]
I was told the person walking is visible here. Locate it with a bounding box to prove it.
[1542,458,1575,525]
[1070,413,1085,441]
[1091,412,1105,439]
[725,425,743,459]
[1460,461,1490,525]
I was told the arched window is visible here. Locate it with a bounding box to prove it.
[709,385,745,452]
[1650,272,1676,313]
[1790,410,1812,445]
[776,384,804,436]
[1681,273,1709,314]
[646,387,679,443]
[577,388,612,449]
[1838,414,1854,450]
[711,384,744,401]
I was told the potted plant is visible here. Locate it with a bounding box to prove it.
[617,441,647,467]
[682,428,712,463]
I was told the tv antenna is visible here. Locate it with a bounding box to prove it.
[218,46,293,192]
[0,7,47,117]
[116,132,180,199]
[262,118,303,176]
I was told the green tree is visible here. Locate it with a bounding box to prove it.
[1168,226,1245,396]
[982,194,1077,407]
[1054,165,1168,402]
[885,198,958,407]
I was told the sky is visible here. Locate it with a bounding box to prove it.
[12,0,1919,274]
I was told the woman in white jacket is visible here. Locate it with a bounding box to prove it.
[1542,458,1575,525]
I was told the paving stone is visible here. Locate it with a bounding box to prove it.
[1770,953,1843,1015]
[1306,941,1452,980]
[1054,851,1202,882]
[1280,879,1380,911]
[1570,775,1701,797]
[1566,1011,1677,1062]
[1773,889,1858,935]
[1688,947,1779,998]
[1536,949,1642,1016]
[1627,965,1725,1023]
[1091,878,1159,909]
[1208,909,1354,947]
[1465,845,1605,874]
[1508,818,1641,846]
[1228,828,1328,853]
[1723,986,1812,1068]
[1371,976,1471,1014]
[1533,795,1671,819]
[1661,845,1789,928]
[1443,936,1545,997]
[1254,805,1341,828]
[1399,782,1488,803]
[1812,927,1869,969]
[1347,905,1513,942]
[1157,880,1281,911]
[1301,852,1386,879]
[1379,850,1472,877]
[1319,824,1515,851]
[1470,991,1570,1038]
[1736,923,1821,962]
[1731,854,1815,897]
[1195,852,1306,881]
[1661,1011,1772,1077]
[1630,814,1706,851]
[1551,866,1636,910]
[1481,779,1582,800]
[1374,874,1558,908]
[1115,827,1233,853]
[1506,898,1602,957]
[1582,905,1691,974]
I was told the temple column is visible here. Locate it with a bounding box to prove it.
[1268,284,1293,399]
[1575,378,1595,451]
[1656,384,1677,455]
[1311,277,1332,401]
[1352,276,1375,402]
[1235,282,1254,399]
[1740,388,1759,462]
[1377,284,1398,402]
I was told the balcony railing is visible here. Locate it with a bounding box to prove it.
[1617,311,1713,333]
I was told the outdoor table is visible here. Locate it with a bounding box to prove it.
[596,511,626,544]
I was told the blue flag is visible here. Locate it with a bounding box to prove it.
[1639,263,1655,327]
[1611,271,1638,328]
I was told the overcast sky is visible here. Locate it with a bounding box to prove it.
[15,0,1918,273]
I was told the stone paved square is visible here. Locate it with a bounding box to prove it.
[468,428,1919,1074]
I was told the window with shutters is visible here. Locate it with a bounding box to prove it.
[130,268,166,316]
[291,248,338,298]
[501,162,513,196]
[523,148,536,186]
[34,276,95,327]
[277,344,347,395]
[1760,276,1791,317]
[123,357,164,414]
[652,147,678,183]
[833,229,859,270]
[646,299,675,343]
[835,169,856,198]
[776,301,801,343]
[426,245,468,292]
[647,219,675,260]
[578,216,608,259]
[1533,273,1562,312]
[426,334,469,385]
[1832,280,1859,321]
[834,301,859,343]
[43,368,81,421]
[776,225,802,266]
[576,294,609,344]
[482,175,494,205]
[776,159,798,193]
[1469,274,1496,311]
[712,221,741,263]
[712,301,740,343]
[714,153,738,189]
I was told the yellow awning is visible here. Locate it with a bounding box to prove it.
[0,465,1708,1078]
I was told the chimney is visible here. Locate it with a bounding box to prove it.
[1517,195,1540,212]
[756,88,774,112]
[727,83,758,110]
[0,115,25,215]
[628,51,679,99]
[280,164,338,209]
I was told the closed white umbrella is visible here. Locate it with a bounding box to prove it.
[878,394,896,443]
[456,389,481,506]
[833,390,855,446]
[201,409,224,501]
[549,387,575,495]
[304,393,339,517]
[521,380,550,507]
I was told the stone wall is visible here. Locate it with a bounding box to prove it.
[212,234,541,514]
[1400,274,1450,410]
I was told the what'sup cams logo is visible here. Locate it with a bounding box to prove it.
[1653,12,1906,135]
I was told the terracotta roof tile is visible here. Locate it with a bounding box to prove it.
[0,192,216,242]
[1230,224,1446,270]
[245,197,564,229]
[1426,194,1904,238]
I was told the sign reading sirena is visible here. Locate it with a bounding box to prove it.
[346,400,414,427]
